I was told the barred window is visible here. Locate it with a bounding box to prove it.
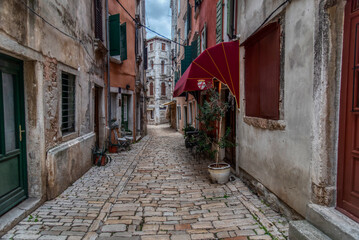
[62,73,76,134]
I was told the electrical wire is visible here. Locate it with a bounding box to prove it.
[20,0,96,63]
[251,0,290,37]
[114,0,185,47]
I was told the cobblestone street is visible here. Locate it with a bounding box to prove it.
[2,125,289,240]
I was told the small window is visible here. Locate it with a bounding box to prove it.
[161,61,165,74]
[150,43,153,51]
[162,43,166,51]
[150,60,154,69]
[161,82,166,96]
[151,110,154,119]
[149,82,154,96]
[62,73,76,134]
[244,22,280,120]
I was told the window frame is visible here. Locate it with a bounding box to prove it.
[61,72,76,135]
[162,43,166,51]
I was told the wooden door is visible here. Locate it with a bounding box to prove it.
[0,54,27,216]
[338,0,359,222]
[122,95,129,130]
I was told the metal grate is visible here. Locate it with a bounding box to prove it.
[94,0,103,41]
[62,73,76,134]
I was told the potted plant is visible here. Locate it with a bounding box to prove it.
[194,88,236,184]
[92,145,111,166]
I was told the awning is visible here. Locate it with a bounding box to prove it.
[173,41,240,107]
[163,100,176,106]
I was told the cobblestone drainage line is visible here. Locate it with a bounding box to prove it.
[236,192,286,240]
[86,136,152,237]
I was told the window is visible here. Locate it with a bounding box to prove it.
[161,82,166,96]
[201,24,207,52]
[150,43,153,51]
[151,110,154,119]
[189,102,193,124]
[149,82,154,96]
[162,43,166,51]
[178,0,181,14]
[94,0,103,41]
[150,60,154,69]
[161,61,165,74]
[61,73,76,134]
[227,0,235,39]
[177,106,181,120]
[109,14,127,60]
[244,22,280,120]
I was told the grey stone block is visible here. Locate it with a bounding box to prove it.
[289,220,331,240]
[307,204,359,240]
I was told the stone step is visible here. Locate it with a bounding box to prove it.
[306,204,359,240]
[289,220,331,240]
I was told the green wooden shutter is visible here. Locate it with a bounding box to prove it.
[120,22,127,60]
[216,0,223,43]
[109,14,121,56]
[191,39,198,60]
[227,0,234,39]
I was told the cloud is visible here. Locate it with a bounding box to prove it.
[145,0,171,39]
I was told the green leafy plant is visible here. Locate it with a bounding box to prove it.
[193,88,236,165]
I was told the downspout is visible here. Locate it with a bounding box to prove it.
[106,0,111,143]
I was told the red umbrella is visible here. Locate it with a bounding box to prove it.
[173,40,240,107]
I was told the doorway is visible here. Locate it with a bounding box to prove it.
[224,89,236,168]
[338,0,359,222]
[0,53,27,216]
[94,86,100,146]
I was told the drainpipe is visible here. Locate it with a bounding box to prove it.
[106,0,111,143]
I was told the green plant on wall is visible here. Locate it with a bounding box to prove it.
[194,87,236,163]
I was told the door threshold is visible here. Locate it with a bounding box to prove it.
[0,197,43,237]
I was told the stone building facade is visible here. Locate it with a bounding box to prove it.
[146,37,172,125]
[0,0,107,231]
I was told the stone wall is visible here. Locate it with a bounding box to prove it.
[0,0,107,202]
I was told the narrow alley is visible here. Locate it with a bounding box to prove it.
[2,125,288,240]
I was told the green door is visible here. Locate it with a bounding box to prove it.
[121,95,129,131]
[0,53,27,216]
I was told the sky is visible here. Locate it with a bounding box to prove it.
[145,0,172,39]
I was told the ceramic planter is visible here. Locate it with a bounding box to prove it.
[208,163,230,184]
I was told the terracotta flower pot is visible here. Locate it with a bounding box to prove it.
[108,145,118,153]
[208,163,230,184]
[94,155,106,166]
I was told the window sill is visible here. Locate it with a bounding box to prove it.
[61,131,79,142]
[243,116,286,130]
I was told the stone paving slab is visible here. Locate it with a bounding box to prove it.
[2,125,289,240]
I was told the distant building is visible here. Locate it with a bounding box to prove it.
[146,37,172,125]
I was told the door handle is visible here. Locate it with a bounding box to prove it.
[19,125,25,142]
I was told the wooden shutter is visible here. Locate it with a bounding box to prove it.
[109,14,120,56]
[191,39,198,60]
[244,22,280,119]
[216,0,223,43]
[161,82,166,95]
[150,82,153,96]
[120,22,127,60]
[202,23,207,51]
[227,0,234,39]
[94,0,103,41]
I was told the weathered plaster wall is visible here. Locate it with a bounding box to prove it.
[46,133,95,199]
[237,0,315,216]
[0,0,107,201]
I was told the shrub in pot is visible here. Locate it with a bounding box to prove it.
[194,88,236,184]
